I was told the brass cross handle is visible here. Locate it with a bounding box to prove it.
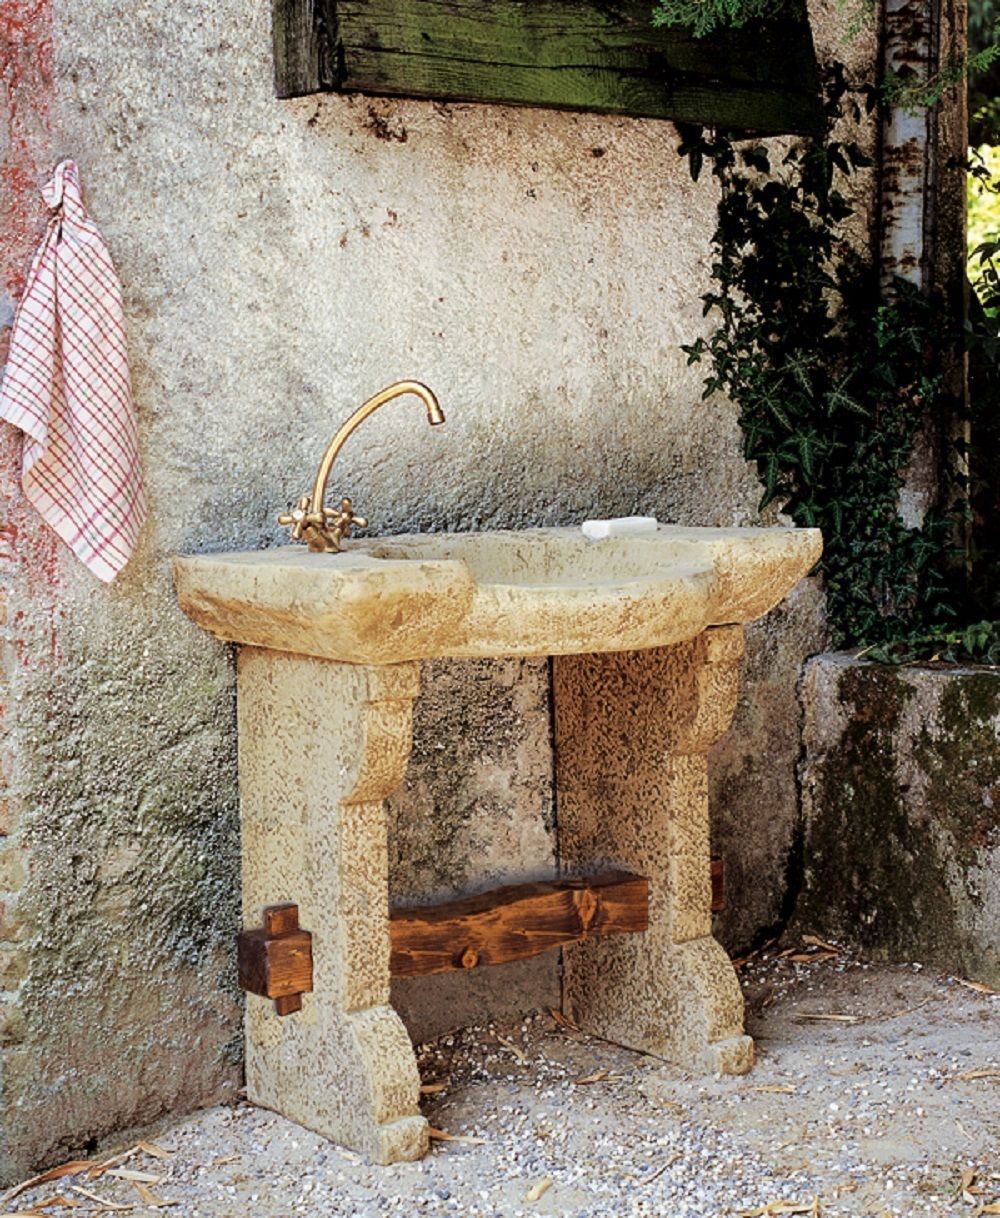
[327,497,368,545]
[278,496,368,552]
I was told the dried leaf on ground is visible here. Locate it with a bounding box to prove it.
[754,1084,797,1094]
[84,1151,135,1181]
[2,1161,105,1205]
[524,1178,553,1202]
[426,1127,486,1146]
[957,979,999,995]
[106,1171,163,1185]
[802,935,840,952]
[133,1144,171,1161]
[419,1082,449,1094]
[956,1068,1000,1081]
[795,1013,860,1024]
[29,1198,81,1210]
[131,1183,177,1209]
[494,1034,527,1062]
[548,1008,579,1031]
[209,1156,238,1168]
[959,1166,980,1195]
[573,1068,611,1085]
[639,1152,682,1186]
[980,1203,1000,1213]
[786,952,839,964]
[70,1187,132,1211]
[741,1201,819,1216]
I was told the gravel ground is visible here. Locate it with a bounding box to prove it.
[7,945,998,1217]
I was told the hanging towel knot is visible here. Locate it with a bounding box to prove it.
[0,159,146,582]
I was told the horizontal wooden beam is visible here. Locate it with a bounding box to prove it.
[389,870,648,977]
[273,0,824,136]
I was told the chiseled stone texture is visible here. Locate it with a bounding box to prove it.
[0,0,872,1179]
[236,628,761,1161]
[799,655,1000,985]
[173,525,821,663]
[178,522,818,1072]
[556,628,753,1075]
[238,650,426,1163]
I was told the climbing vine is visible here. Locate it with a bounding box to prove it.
[677,68,999,660]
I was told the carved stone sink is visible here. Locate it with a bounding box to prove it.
[173,524,821,664]
[173,521,821,1164]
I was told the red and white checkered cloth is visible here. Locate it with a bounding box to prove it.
[0,160,146,582]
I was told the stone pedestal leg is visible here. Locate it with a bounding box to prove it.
[236,649,427,1163]
[554,626,753,1075]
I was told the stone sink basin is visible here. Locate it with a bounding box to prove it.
[173,524,822,664]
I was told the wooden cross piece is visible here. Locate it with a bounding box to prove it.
[237,904,314,1016]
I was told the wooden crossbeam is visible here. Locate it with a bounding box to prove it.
[389,870,648,977]
[239,861,721,1001]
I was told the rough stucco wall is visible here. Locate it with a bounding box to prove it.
[0,0,877,1179]
[709,577,826,948]
[799,655,1000,985]
[7,595,242,1171]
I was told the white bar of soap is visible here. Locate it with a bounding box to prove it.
[581,516,659,540]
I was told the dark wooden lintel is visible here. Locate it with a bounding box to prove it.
[272,0,824,136]
[389,870,649,977]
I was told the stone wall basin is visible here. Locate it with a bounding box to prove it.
[173,524,821,664]
[173,519,822,1162]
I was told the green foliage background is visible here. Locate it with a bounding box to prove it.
[969,144,1000,278]
[970,0,1000,144]
[652,0,790,36]
[677,70,1000,661]
[653,1,999,661]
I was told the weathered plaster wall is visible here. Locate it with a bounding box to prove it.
[799,655,1000,984]
[0,0,876,1180]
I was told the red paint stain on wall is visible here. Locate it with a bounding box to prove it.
[1,0,54,311]
[1,0,61,602]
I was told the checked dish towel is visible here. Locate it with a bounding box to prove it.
[0,159,146,582]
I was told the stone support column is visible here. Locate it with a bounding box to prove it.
[554,626,752,1075]
[236,648,427,1164]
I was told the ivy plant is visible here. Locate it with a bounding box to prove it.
[677,68,997,659]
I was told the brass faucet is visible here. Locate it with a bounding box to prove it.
[278,381,445,553]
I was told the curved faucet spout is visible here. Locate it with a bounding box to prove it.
[310,381,444,516]
[278,380,445,553]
